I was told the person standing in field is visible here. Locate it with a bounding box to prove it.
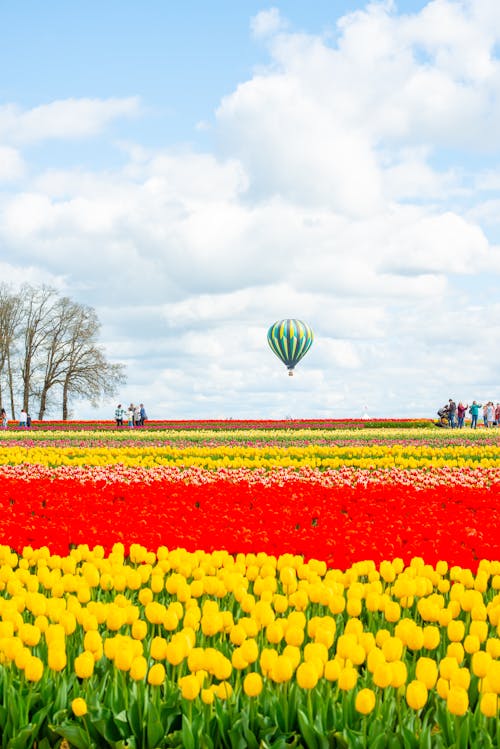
[127,404,135,427]
[483,403,489,427]
[469,401,481,429]
[1,408,7,429]
[495,403,500,426]
[486,402,495,428]
[140,403,147,427]
[456,402,468,429]
[114,404,124,427]
[448,399,457,428]
[19,409,27,428]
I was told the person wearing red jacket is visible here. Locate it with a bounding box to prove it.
[457,402,468,429]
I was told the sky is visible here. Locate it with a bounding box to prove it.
[1,0,500,420]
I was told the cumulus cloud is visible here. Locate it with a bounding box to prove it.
[250,8,288,38]
[0,97,140,144]
[0,147,24,181]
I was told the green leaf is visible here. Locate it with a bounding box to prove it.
[228,720,248,749]
[128,699,143,738]
[330,732,349,749]
[368,733,393,749]
[340,727,365,749]
[36,739,52,749]
[52,678,68,712]
[0,705,8,730]
[457,716,470,749]
[401,726,419,749]
[7,725,37,749]
[180,715,195,749]
[388,734,404,749]
[418,727,433,749]
[297,708,318,749]
[92,713,124,743]
[147,701,165,749]
[51,723,95,749]
[240,714,259,749]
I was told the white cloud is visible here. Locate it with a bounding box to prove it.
[0,147,24,181]
[250,8,287,38]
[0,97,140,144]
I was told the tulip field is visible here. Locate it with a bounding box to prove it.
[0,420,500,748]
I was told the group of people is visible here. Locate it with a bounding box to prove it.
[438,399,500,428]
[1,408,31,429]
[114,403,147,428]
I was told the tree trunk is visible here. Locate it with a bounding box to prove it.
[38,388,47,421]
[62,379,69,420]
[7,350,15,419]
[22,354,30,413]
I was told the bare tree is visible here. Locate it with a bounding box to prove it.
[41,300,126,419]
[36,297,91,420]
[61,346,125,420]
[0,284,126,420]
[19,285,61,414]
[0,285,22,418]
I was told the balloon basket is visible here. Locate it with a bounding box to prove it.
[288,370,294,377]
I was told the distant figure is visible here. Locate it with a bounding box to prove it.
[486,402,495,428]
[437,404,450,427]
[19,409,27,428]
[448,399,456,428]
[495,403,500,426]
[483,403,489,428]
[115,404,124,427]
[1,408,7,429]
[127,404,135,428]
[26,414,31,429]
[140,403,147,427]
[469,401,481,429]
[456,402,468,429]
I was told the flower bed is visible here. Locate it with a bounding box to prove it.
[0,424,498,747]
[5,417,434,431]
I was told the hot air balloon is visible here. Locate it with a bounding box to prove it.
[267,319,314,376]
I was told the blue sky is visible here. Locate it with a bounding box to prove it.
[1,1,429,150]
[1,1,500,420]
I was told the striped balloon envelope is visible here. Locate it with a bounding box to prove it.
[267,319,314,375]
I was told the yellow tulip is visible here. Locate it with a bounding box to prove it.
[72,698,87,717]
[74,651,94,679]
[147,663,165,686]
[355,688,376,715]
[296,662,319,690]
[406,680,427,710]
[179,674,201,700]
[447,686,469,716]
[243,672,263,697]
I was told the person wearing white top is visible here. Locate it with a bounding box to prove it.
[19,409,27,427]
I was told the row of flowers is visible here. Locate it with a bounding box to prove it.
[0,474,498,570]
[2,462,500,488]
[0,545,499,747]
[3,418,434,431]
[2,443,500,469]
[0,426,498,448]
